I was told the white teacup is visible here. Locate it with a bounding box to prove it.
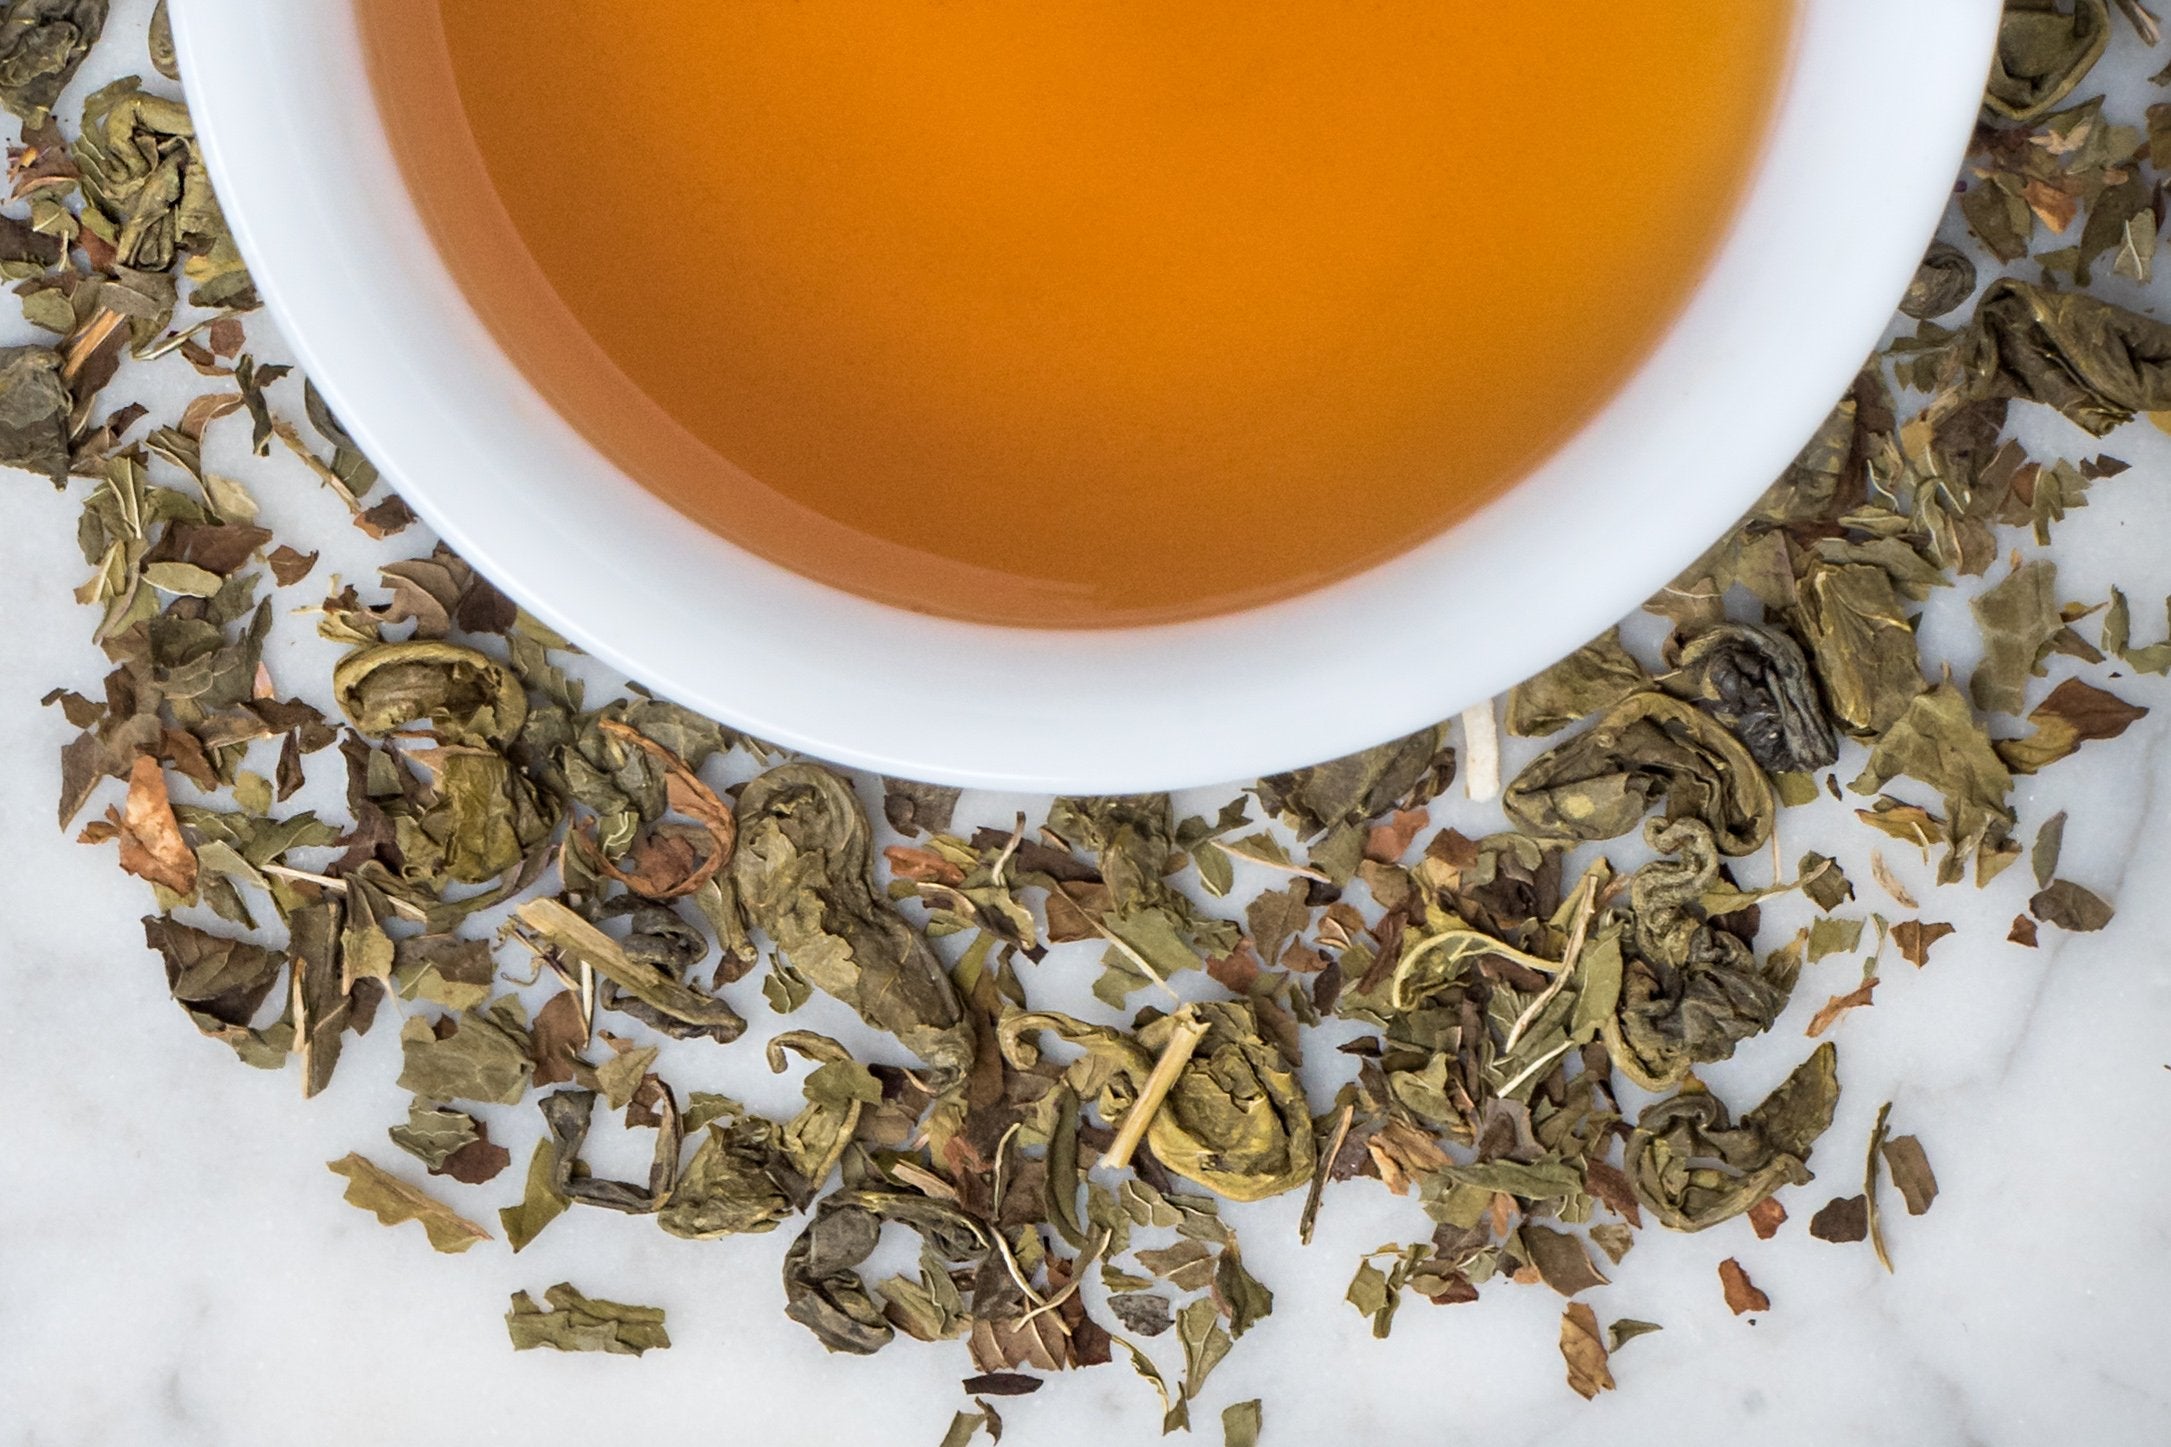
[171,0,2001,791]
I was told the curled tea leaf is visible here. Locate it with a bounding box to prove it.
[782,1188,993,1356]
[0,0,106,125]
[332,639,526,742]
[1625,1042,1840,1232]
[1985,0,2110,122]
[656,1111,800,1240]
[1950,280,2171,436]
[1605,819,1797,1091]
[734,763,973,1082]
[1901,240,1977,321]
[1671,622,1838,774]
[1505,692,1774,856]
[1001,1001,1314,1202]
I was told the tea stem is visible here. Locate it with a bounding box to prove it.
[1104,1005,1209,1172]
[1461,698,1501,802]
[1299,1101,1356,1246]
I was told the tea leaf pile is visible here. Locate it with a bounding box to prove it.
[12,0,2168,1433]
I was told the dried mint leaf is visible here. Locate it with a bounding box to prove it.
[1506,629,1650,738]
[2030,878,2115,931]
[0,344,70,483]
[506,1283,670,1356]
[325,1151,490,1253]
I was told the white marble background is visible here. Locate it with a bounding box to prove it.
[7,4,2171,1444]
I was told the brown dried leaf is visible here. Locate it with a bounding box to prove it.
[1559,1301,1614,1400]
[1718,1258,1769,1315]
[1809,1195,1870,1243]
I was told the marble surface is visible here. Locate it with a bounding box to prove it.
[9,6,2171,1444]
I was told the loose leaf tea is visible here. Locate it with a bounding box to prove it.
[505,1283,670,1356]
[326,1153,491,1254]
[18,0,2166,1430]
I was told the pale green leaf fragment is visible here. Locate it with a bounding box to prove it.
[326,1152,490,1253]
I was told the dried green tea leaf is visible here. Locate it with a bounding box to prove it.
[2033,811,2067,889]
[1506,629,1649,738]
[2030,878,2115,931]
[388,1101,483,1172]
[1881,1135,1939,1216]
[1221,1400,1263,1447]
[1809,1194,1870,1243]
[1608,1318,1663,1351]
[735,764,973,1081]
[0,344,70,483]
[1850,685,2015,871]
[506,1283,669,1356]
[1626,1042,1840,1231]
[499,1141,569,1253]
[514,898,745,1042]
[1560,1301,1614,1400]
[1795,558,1928,736]
[325,1152,489,1253]
[1951,281,2171,436]
[881,777,959,837]
[1807,915,1865,963]
[1901,240,1977,321]
[395,1002,533,1106]
[146,0,173,78]
[658,1113,799,1239]
[140,915,289,1067]
[1521,1224,1609,1298]
[936,1407,997,1447]
[1001,1001,1314,1202]
[1985,0,2110,122]
[1969,561,2061,716]
[1800,853,1854,911]
[1671,622,1838,773]
[782,1188,992,1356]
[1718,1258,1769,1315]
[1255,724,1452,837]
[1505,692,1774,856]
[0,0,106,125]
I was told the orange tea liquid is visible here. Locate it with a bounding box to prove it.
[365,2,1792,625]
